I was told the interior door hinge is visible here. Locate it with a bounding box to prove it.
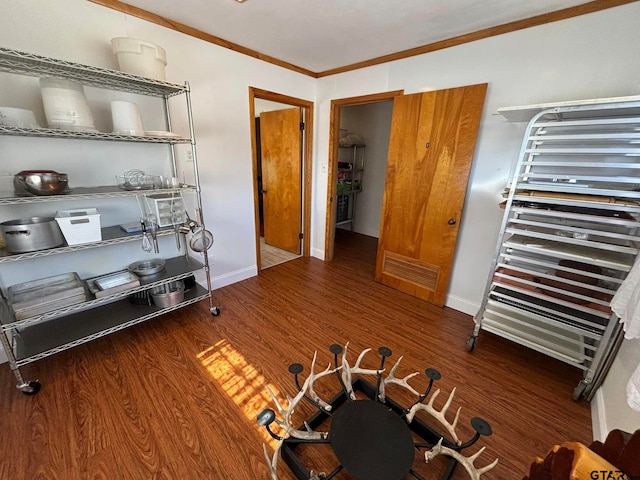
[299,233,303,239]
[300,122,305,131]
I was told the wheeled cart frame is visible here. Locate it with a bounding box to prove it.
[470,96,640,400]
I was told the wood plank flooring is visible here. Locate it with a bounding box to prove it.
[0,230,592,479]
[260,236,301,269]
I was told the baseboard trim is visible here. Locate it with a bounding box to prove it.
[196,265,257,289]
[591,387,609,442]
[445,294,479,317]
[354,227,380,238]
[311,247,325,260]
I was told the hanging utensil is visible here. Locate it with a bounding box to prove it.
[147,214,159,253]
[180,206,214,253]
[189,227,214,252]
[140,219,152,253]
[172,210,181,251]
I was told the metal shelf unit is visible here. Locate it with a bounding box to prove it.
[336,144,365,229]
[0,47,218,394]
[471,96,640,400]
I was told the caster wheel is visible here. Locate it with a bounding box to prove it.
[572,380,588,401]
[466,336,477,352]
[20,381,41,395]
[210,307,221,316]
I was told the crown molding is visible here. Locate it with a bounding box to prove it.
[89,0,638,78]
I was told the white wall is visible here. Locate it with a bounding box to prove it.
[592,337,640,441]
[254,99,293,116]
[339,102,393,238]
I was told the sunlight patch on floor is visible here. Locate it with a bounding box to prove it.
[198,339,282,445]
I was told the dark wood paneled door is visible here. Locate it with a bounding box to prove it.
[260,107,302,254]
[375,84,487,306]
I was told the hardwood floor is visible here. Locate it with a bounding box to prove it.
[0,230,591,479]
[260,236,301,269]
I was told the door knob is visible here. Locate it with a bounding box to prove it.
[448,218,456,225]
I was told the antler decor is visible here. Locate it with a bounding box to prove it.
[425,438,499,480]
[256,344,498,480]
[262,438,284,480]
[406,387,462,445]
[378,356,421,402]
[340,343,384,400]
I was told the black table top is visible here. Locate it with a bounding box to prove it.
[329,400,414,480]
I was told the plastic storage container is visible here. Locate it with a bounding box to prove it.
[145,193,185,227]
[39,78,95,131]
[55,208,101,245]
[111,38,167,81]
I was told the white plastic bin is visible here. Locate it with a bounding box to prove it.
[39,78,95,131]
[111,38,167,81]
[55,208,101,245]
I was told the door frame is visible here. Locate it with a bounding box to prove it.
[249,87,313,271]
[323,90,404,261]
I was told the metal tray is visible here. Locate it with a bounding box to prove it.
[8,272,85,311]
[13,293,87,320]
[86,270,140,298]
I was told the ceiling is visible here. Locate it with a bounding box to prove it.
[120,0,605,74]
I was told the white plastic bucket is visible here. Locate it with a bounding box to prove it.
[111,37,167,81]
[110,100,145,135]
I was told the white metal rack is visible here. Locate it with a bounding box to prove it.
[336,143,365,230]
[0,47,219,395]
[471,96,640,400]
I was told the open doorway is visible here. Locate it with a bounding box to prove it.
[249,87,313,271]
[326,85,487,306]
[324,91,402,263]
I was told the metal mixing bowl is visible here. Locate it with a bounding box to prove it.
[14,171,69,196]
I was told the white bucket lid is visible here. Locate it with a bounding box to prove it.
[111,37,167,64]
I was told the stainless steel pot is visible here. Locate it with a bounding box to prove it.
[0,217,65,253]
[150,281,185,308]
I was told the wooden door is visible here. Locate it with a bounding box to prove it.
[375,84,487,306]
[260,107,302,254]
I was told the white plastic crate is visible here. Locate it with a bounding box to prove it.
[55,208,101,245]
[145,193,185,227]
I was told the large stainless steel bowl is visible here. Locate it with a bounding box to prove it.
[14,170,69,196]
